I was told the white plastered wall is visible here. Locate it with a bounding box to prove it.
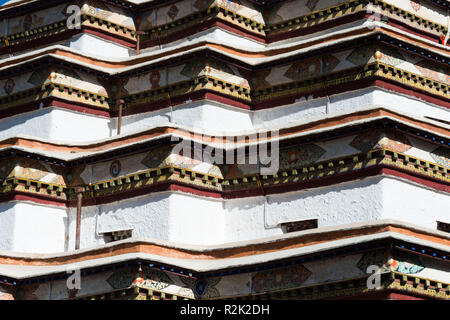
[0,175,447,253]
[62,175,450,249]
[69,33,131,58]
[0,87,447,143]
[381,177,450,230]
[0,107,112,142]
[0,201,67,253]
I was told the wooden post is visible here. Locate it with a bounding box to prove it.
[117,98,124,135]
[136,31,145,55]
[75,187,83,250]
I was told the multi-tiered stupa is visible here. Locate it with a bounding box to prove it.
[0,0,448,300]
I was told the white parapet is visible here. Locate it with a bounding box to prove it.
[0,201,67,253]
[59,175,449,251]
[69,33,131,59]
[0,175,447,253]
[0,87,447,143]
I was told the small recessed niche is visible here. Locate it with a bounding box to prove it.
[437,221,450,233]
[281,219,318,233]
[101,228,133,243]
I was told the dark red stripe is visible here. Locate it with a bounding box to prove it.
[379,167,450,193]
[266,11,366,43]
[142,18,265,48]
[2,10,446,58]
[0,77,447,121]
[0,27,135,57]
[0,28,79,56]
[50,98,111,117]
[328,289,431,300]
[0,165,447,208]
[82,26,136,48]
[0,192,67,207]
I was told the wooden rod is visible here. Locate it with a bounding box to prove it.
[75,187,83,250]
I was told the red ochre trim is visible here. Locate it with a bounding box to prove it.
[252,78,450,111]
[379,167,450,193]
[0,77,446,123]
[384,15,444,46]
[0,26,136,56]
[0,108,446,159]
[0,97,111,120]
[142,18,265,49]
[266,11,366,43]
[0,29,79,56]
[1,165,447,208]
[50,98,111,117]
[0,223,448,266]
[327,289,429,300]
[2,9,446,60]
[71,181,223,207]
[371,78,450,108]
[81,26,136,48]
[141,11,444,48]
[114,90,252,117]
[0,192,67,208]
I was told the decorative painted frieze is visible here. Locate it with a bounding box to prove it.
[350,128,412,153]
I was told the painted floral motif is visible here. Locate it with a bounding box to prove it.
[357,250,424,275]
[306,0,319,12]
[239,69,271,89]
[321,55,340,74]
[415,60,450,84]
[218,0,242,11]
[379,46,405,67]
[285,56,340,82]
[107,269,136,289]
[133,269,174,291]
[430,147,449,168]
[167,5,179,20]
[0,159,50,181]
[410,1,422,12]
[181,60,235,78]
[180,277,221,299]
[28,67,81,87]
[3,79,15,95]
[141,146,172,169]
[252,264,311,293]
[279,144,326,170]
[110,160,122,178]
[107,268,173,290]
[149,71,161,89]
[388,258,424,274]
[85,1,114,21]
[350,129,412,153]
[207,166,223,177]
[346,46,376,66]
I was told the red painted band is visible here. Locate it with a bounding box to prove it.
[0,165,446,208]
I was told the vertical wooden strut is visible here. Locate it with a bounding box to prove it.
[136,31,145,55]
[114,81,125,136]
[75,187,83,250]
[117,98,124,135]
